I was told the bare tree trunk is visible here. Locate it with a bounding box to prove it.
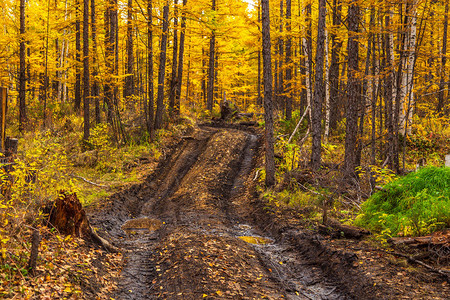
[155,3,169,130]
[285,0,292,120]
[147,0,155,138]
[344,1,360,176]
[83,0,90,140]
[91,0,100,124]
[437,1,448,114]
[104,1,114,123]
[19,0,27,133]
[206,0,216,112]
[278,0,284,113]
[75,0,82,112]
[324,27,330,142]
[329,0,342,132]
[302,1,313,121]
[261,0,275,187]
[124,0,135,99]
[257,0,262,106]
[174,0,187,115]
[310,0,326,170]
[169,0,179,114]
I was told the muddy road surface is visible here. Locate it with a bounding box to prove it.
[90,124,381,299]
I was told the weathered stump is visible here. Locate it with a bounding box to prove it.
[44,191,118,252]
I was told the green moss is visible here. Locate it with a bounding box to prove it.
[355,166,450,236]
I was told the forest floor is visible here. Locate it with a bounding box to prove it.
[87,121,449,299]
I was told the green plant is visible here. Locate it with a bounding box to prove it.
[355,166,450,236]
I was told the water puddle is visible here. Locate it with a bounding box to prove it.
[121,217,162,235]
[238,236,273,245]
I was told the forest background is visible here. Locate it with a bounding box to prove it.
[0,0,450,297]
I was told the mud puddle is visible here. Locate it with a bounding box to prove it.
[89,125,371,299]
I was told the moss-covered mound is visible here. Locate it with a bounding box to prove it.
[355,166,450,236]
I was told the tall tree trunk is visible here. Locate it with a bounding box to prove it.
[437,1,448,114]
[285,0,292,120]
[310,0,326,170]
[147,0,155,138]
[302,1,313,121]
[174,0,187,115]
[19,0,27,132]
[91,0,100,124]
[83,0,90,140]
[206,0,216,111]
[169,0,179,114]
[124,0,134,99]
[155,3,169,129]
[257,0,262,106]
[343,1,360,176]
[261,0,275,187]
[75,0,81,112]
[278,0,284,113]
[329,0,342,132]
[104,1,114,123]
[43,0,50,126]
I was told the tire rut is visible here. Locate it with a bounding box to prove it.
[90,125,372,299]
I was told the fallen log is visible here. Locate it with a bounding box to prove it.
[44,191,118,253]
[320,218,370,239]
[389,230,450,248]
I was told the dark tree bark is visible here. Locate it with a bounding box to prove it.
[91,0,100,124]
[174,0,188,115]
[169,0,179,114]
[104,2,114,123]
[206,0,216,111]
[154,3,169,130]
[310,0,326,170]
[261,0,275,187]
[384,12,395,171]
[19,0,27,132]
[329,0,342,131]
[124,0,135,98]
[285,0,292,120]
[257,0,262,106]
[83,0,90,140]
[147,0,154,138]
[278,0,284,112]
[75,1,81,112]
[437,1,448,114]
[343,1,360,176]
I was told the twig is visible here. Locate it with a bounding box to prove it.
[71,175,109,188]
[288,105,310,144]
[378,249,450,279]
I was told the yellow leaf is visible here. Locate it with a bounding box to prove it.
[202,294,208,298]
[216,290,223,296]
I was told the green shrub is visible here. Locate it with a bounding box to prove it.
[355,166,450,237]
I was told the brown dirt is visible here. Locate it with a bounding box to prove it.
[88,122,449,299]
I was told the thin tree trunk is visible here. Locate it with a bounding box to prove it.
[206,0,216,112]
[155,3,169,129]
[104,1,114,123]
[174,0,187,115]
[19,0,27,132]
[147,0,154,138]
[278,0,284,113]
[261,0,275,187]
[169,0,179,114]
[285,0,292,120]
[257,0,262,106]
[75,0,81,112]
[91,0,100,124]
[329,0,342,132]
[124,0,135,98]
[310,0,326,170]
[83,0,90,140]
[437,1,448,114]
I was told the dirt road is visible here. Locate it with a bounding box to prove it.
[89,124,385,299]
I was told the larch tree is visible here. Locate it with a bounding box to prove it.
[147,0,155,139]
[285,0,292,120]
[18,0,27,133]
[261,0,275,187]
[169,0,179,114]
[75,0,81,112]
[83,0,90,140]
[206,0,216,111]
[124,0,135,99]
[175,0,188,115]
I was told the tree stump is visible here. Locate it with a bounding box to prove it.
[44,191,118,252]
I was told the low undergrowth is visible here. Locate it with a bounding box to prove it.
[355,166,450,237]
